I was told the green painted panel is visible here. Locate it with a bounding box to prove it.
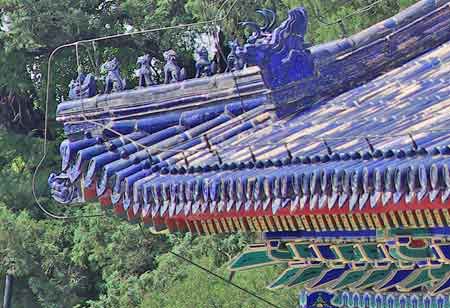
[267,267,300,289]
[292,243,314,259]
[287,265,326,288]
[334,244,361,261]
[229,249,280,271]
[352,265,394,290]
[430,264,450,280]
[388,228,432,237]
[400,269,433,291]
[269,248,295,261]
[333,267,368,290]
[359,243,383,260]
[397,245,433,260]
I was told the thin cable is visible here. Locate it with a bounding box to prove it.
[137,224,283,308]
[308,0,385,28]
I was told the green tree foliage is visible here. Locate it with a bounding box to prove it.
[0,0,417,307]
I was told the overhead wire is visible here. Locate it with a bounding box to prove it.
[307,0,386,36]
[308,0,385,26]
[137,223,284,308]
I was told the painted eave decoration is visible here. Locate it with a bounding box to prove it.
[49,0,450,301]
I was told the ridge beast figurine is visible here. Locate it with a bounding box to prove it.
[226,39,245,72]
[163,49,186,84]
[237,7,314,88]
[194,46,217,78]
[68,71,96,100]
[101,57,126,94]
[135,54,156,87]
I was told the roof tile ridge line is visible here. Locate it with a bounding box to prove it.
[57,69,266,121]
[274,6,450,121]
[335,1,450,63]
[60,87,269,125]
[153,147,449,176]
[312,0,450,58]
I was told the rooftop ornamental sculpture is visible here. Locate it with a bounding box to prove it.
[195,46,217,78]
[101,57,126,93]
[135,54,156,87]
[241,8,276,43]
[68,71,96,100]
[48,172,81,204]
[237,7,314,88]
[226,39,245,72]
[163,49,186,84]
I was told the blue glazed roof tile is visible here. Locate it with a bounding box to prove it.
[49,1,450,233]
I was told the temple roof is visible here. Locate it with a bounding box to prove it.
[50,0,450,234]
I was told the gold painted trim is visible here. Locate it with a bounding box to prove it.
[286,216,297,231]
[316,215,327,231]
[406,210,417,228]
[364,213,375,229]
[258,216,269,232]
[294,216,305,230]
[309,215,320,231]
[433,209,445,227]
[200,220,210,235]
[415,210,426,228]
[355,213,367,229]
[372,214,383,229]
[424,209,436,227]
[301,216,311,231]
[380,213,391,229]
[279,216,290,231]
[214,219,223,233]
[220,218,230,233]
[340,214,352,231]
[348,214,360,231]
[232,217,241,231]
[398,212,409,227]
[389,212,400,228]
[442,209,450,225]
[273,216,283,231]
[252,217,262,232]
[333,214,344,231]
[226,217,235,232]
[207,220,217,234]
[324,215,336,231]
[238,217,247,231]
[246,217,256,232]
[265,216,276,232]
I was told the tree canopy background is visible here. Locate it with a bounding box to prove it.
[0,0,417,307]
